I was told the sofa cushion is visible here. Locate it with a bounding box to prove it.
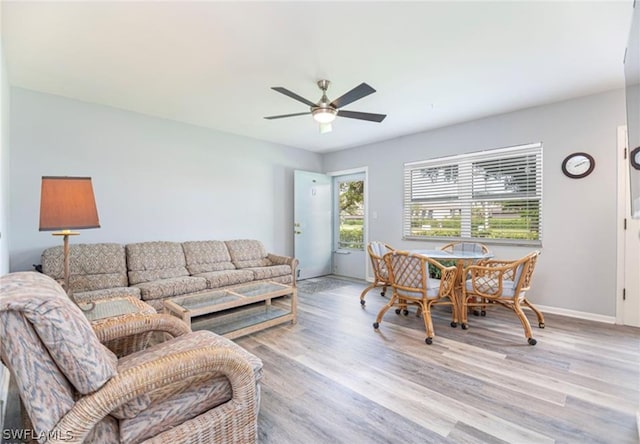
[194,269,254,289]
[182,240,236,274]
[74,286,142,304]
[126,242,190,285]
[225,239,271,269]
[42,243,129,292]
[246,265,292,281]
[133,276,208,301]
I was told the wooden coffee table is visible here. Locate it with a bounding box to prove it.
[163,281,297,339]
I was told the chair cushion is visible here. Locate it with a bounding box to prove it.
[370,241,388,258]
[225,239,271,268]
[133,276,207,301]
[465,279,517,297]
[126,242,190,285]
[397,279,441,299]
[0,272,118,394]
[115,330,263,442]
[194,269,254,289]
[182,240,236,274]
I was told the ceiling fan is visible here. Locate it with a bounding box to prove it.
[264,80,386,133]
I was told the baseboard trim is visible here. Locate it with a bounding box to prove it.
[532,304,616,324]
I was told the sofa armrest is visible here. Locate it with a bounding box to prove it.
[49,347,258,444]
[267,254,299,286]
[93,314,192,357]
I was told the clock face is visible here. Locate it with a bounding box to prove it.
[562,152,595,179]
[631,146,640,170]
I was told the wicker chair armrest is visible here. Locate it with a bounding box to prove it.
[93,314,192,356]
[437,265,458,297]
[48,347,257,444]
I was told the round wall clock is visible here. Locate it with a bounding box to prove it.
[561,152,595,179]
[630,146,640,170]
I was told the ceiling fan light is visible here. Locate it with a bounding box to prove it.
[312,108,337,124]
[319,122,332,134]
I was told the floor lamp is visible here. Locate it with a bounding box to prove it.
[39,176,100,309]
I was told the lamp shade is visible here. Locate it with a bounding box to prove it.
[39,176,100,231]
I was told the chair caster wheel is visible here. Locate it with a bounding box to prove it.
[373,322,379,329]
[381,291,386,297]
[395,309,401,315]
[473,310,480,316]
[528,338,537,346]
[450,322,457,328]
[539,322,545,328]
[480,310,486,316]
[461,323,468,330]
[360,300,365,306]
[403,309,409,316]
[425,337,433,345]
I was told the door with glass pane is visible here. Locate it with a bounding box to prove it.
[332,173,366,279]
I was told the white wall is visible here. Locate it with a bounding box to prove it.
[323,89,626,317]
[9,88,322,272]
[0,5,10,275]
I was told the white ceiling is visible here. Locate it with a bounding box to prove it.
[2,1,635,153]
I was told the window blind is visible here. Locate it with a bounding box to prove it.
[403,143,543,243]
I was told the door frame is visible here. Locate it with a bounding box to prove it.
[616,125,639,326]
[327,166,369,278]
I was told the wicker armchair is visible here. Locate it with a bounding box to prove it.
[373,251,458,344]
[462,251,545,345]
[359,241,395,306]
[0,272,262,443]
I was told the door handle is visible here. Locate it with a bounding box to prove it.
[333,250,351,255]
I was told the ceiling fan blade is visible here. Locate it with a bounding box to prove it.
[337,110,387,123]
[330,83,376,109]
[264,112,311,120]
[271,87,317,107]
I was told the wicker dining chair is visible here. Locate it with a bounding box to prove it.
[373,251,458,344]
[440,241,490,255]
[359,241,395,306]
[0,272,262,444]
[462,250,545,345]
[440,241,491,315]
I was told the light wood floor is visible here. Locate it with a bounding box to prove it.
[235,276,640,444]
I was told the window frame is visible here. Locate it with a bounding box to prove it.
[402,143,543,246]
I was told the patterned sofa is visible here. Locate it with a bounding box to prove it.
[42,239,298,311]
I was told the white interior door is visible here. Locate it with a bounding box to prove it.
[617,127,640,327]
[294,170,332,280]
[332,172,366,280]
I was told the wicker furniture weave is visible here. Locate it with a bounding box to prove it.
[359,241,394,306]
[462,250,545,345]
[0,272,262,443]
[373,251,458,345]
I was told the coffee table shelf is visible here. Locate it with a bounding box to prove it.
[164,281,297,339]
